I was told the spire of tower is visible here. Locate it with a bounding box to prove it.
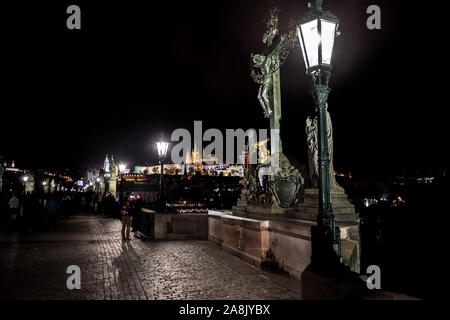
[104,154,110,173]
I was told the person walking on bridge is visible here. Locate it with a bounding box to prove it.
[8,194,20,229]
[120,195,133,241]
[46,196,59,231]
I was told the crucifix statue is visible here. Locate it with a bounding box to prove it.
[251,8,296,154]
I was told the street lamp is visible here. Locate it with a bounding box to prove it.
[297,0,342,271]
[22,175,29,193]
[297,0,339,76]
[156,136,169,212]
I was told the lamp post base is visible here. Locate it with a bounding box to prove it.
[304,224,364,300]
[310,225,345,276]
[301,263,367,300]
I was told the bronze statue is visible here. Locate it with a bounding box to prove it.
[251,53,279,118]
[250,7,296,154]
[263,7,281,46]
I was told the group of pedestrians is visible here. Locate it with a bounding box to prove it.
[1,191,145,238]
[1,192,67,231]
[79,191,116,215]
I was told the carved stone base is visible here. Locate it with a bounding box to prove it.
[289,188,358,224]
[235,153,305,214]
[245,203,287,215]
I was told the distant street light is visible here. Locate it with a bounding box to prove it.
[297,0,342,271]
[23,176,29,182]
[156,135,169,213]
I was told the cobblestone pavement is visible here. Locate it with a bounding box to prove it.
[0,215,301,300]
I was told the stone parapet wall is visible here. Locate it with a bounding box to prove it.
[142,208,360,277]
[210,209,361,278]
[267,219,314,278]
[142,209,208,240]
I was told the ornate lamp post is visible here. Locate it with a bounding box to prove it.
[156,137,169,213]
[297,0,342,271]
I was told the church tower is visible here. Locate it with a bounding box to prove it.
[103,154,110,178]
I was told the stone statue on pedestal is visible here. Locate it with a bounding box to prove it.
[108,155,118,198]
[306,116,319,188]
[306,103,344,192]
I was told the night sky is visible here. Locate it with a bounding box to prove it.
[1,0,446,176]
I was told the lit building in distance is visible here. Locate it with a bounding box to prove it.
[134,148,244,177]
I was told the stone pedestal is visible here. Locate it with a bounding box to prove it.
[287,188,360,273]
[289,188,358,224]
